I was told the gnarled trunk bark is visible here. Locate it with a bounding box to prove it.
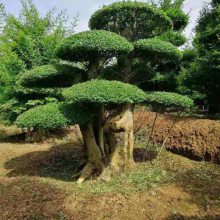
[77,122,104,184]
[77,103,135,183]
[100,103,135,180]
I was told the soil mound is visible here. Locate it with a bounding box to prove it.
[134,111,220,162]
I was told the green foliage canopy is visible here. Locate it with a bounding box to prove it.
[156,31,187,47]
[134,38,182,61]
[145,91,193,109]
[0,0,78,124]
[16,103,68,128]
[56,30,133,62]
[16,102,95,128]
[63,80,146,104]
[165,8,189,31]
[178,0,220,113]
[1,0,77,69]
[89,1,172,41]
[18,64,85,88]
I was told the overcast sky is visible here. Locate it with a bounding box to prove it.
[1,0,210,38]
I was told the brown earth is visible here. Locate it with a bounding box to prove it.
[134,111,220,163]
[0,117,220,219]
[0,137,220,219]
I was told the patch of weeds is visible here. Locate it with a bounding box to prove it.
[123,167,166,190]
[55,211,69,220]
[77,163,167,195]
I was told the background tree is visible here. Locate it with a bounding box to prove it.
[0,0,78,124]
[16,1,193,183]
[146,0,189,91]
[178,0,220,113]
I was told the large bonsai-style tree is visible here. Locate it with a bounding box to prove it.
[16,1,193,183]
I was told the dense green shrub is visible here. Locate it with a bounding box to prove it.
[196,26,220,52]
[134,38,182,61]
[56,30,133,62]
[156,31,187,47]
[145,91,193,109]
[19,64,85,88]
[15,86,62,100]
[16,103,68,128]
[165,8,189,31]
[181,49,197,68]
[60,103,96,126]
[0,0,78,124]
[16,102,95,128]
[89,1,172,40]
[63,80,146,104]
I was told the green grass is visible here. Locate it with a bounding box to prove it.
[76,164,166,195]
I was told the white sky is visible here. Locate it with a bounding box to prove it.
[0,0,211,38]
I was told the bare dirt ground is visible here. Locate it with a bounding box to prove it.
[134,111,220,163]
[0,120,220,219]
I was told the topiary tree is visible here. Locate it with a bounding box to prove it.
[56,30,133,80]
[89,1,188,91]
[13,62,84,141]
[16,1,193,183]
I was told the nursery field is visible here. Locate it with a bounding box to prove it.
[0,114,220,220]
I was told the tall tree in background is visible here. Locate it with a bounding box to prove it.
[0,0,77,124]
[178,0,220,113]
[144,0,189,91]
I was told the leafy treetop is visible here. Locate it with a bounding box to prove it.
[155,31,186,47]
[55,30,133,62]
[89,1,172,41]
[1,0,77,69]
[145,91,194,109]
[16,102,68,128]
[16,102,95,128]
[62,79,146,104]
[18,64,85,88]
[134,38,182,61]
[165,8,189,31]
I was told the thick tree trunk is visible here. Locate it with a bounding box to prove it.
[87,59,100,80]
[77,122,103,184]
[25,127,32,142]
[77,104,135,183]
[98,104,106,161]
[100,103,135,180]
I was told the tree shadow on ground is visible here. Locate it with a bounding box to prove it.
[4,144,156,181]
[165,164,220,218]
[133,148,158,162]
[4,143,87,181]
[0,132,26,143]
[167,213,220,220]
[0,128,72,144]
[0,177,71,219]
